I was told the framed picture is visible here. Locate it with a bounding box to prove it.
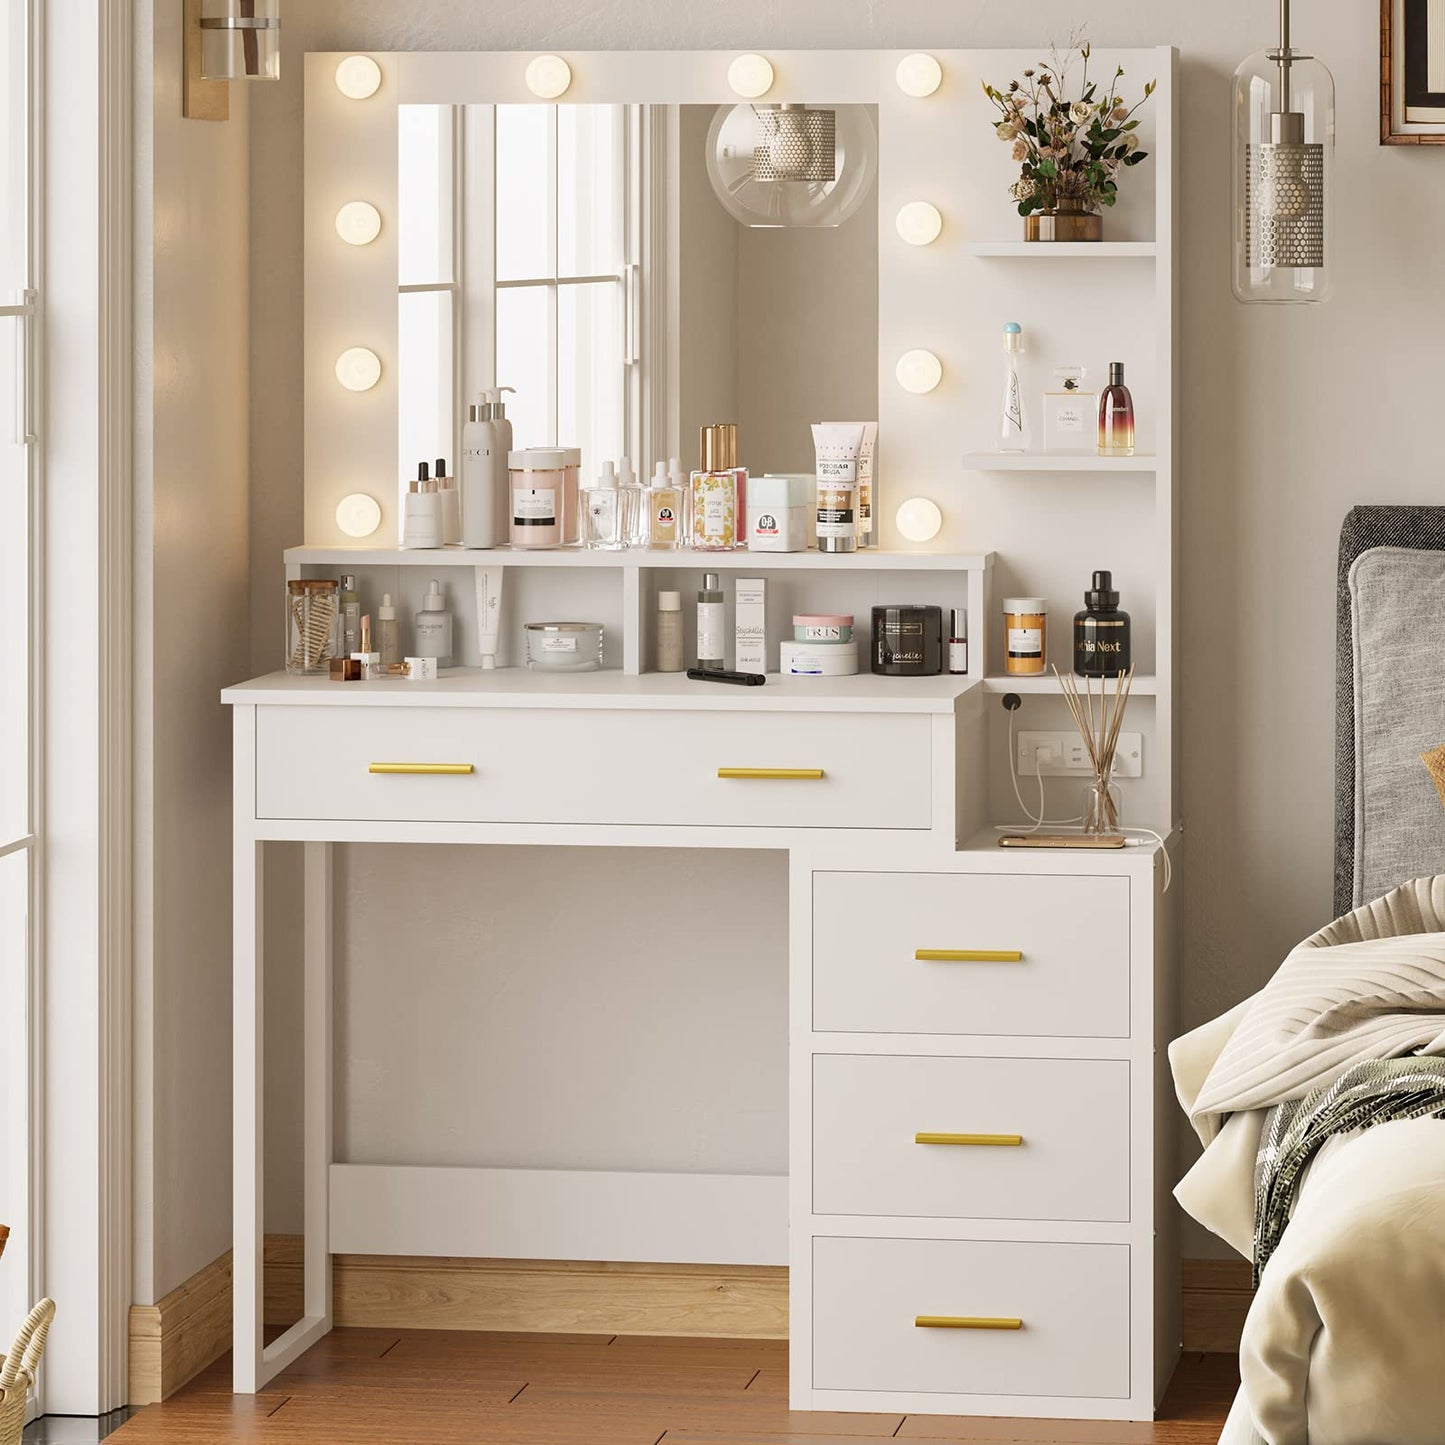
[1383,0,1445,143]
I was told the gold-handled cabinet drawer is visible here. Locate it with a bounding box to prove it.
[812,1054,1130,1222]
[254,705,931,829]
[813,871,1130,1037]
[812,1236,1130,1399]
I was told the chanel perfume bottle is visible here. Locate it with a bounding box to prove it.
[1097,362,1136,458]
[1043,367,1097,455]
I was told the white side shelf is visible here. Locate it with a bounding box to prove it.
[961,241,1157,258]
[983,673,1158,696]
[284,545,993,573]
[961,453,1156,473]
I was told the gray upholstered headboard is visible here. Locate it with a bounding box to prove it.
[1335,506,1445,915]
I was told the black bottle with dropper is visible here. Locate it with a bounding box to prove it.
[1073,570,1131,678]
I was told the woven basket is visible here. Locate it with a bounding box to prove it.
[0,1299,55,1445]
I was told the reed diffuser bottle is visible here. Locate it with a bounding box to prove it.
[1097,362,1135,457]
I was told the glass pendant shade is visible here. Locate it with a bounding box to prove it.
[199,0,281,82]
[1232,34,1334,303]
[705,103,877,228]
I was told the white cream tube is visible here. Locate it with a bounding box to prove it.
[474,565,503,670]
[812,422,866,554]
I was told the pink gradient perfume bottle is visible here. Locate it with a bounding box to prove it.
[1097,362,1136,458]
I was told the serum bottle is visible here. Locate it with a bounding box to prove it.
[377,593,401,668]
[338,573,361,658]
[999,322,1030,453]
[414,579,453,668]
[646,461,683,550]
[696,572,724,668]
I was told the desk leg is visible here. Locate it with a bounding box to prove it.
[233,837,265,1393]
[303,842,334,1330]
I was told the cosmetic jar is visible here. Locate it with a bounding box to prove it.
[1003,597,1048,676]
[508,447,582,548]
[780,640,859,677]
[746,474,812,552]
[871,604,943,677]
[793,614,854,643]
[285,578,339,675]
[524,621,604,672]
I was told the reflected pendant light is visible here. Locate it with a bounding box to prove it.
[705,102,878,228]
[1232,0,1334,303]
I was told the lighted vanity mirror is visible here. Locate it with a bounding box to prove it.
[395,101,879,494]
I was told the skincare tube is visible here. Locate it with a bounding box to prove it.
[812,422,865,554]
[474,565,503,671]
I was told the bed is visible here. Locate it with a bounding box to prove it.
[1175,507,1445,1445]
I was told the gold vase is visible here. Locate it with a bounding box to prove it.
[1024,198,1103,243]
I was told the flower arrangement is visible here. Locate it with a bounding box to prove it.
[983,41,1154,218]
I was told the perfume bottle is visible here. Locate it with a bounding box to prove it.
[1043,367,1098,455]
[998,322,1029,453]
[1098,362,1136,457]
[689,424,747,551]
[1073,570,1131,678]
[646,461,683,550]
[581,461,625,550]
[618,456,648,548]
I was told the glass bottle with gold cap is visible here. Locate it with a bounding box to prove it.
[689,423,748,550]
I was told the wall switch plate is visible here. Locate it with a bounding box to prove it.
[1017,730,1142,778]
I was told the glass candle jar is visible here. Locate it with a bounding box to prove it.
[509,448,582,548]
[524,621,604,672]
[285,578,339,675]
[1002,597,1047,676]
[871,604,943,677]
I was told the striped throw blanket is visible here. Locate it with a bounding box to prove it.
[1253,1057,1445,1283]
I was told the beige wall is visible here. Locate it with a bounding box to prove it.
[133,1,252,1302]
[232,1,1445,1261]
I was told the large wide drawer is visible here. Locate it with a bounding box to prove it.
[254,705,931,829]
[813,1054,1130,1222]
[812,1236,1130,1399]
[813,871,1130,1037]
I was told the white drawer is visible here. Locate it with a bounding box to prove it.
[812,1054,1130,1222]
[812,1236,1130,1399]
[254,706,931,830]
[813,871,1129,1037]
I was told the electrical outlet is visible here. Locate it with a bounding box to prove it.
[1017,730,1142,778]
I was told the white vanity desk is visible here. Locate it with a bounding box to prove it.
[236,38,1182,1422]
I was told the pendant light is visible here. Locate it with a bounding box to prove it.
[1232,0,1334,303]
[705,103,878,228]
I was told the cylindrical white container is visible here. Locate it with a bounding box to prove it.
[524,621,604,673]
[780,639,859,677]
[746,473,812,552]
[509,448,582,548]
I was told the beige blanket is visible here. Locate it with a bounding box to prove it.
[1171,876,1445,1445]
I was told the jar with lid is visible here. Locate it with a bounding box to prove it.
[286,578,339,674]
[1002,597,1047,676]
[508,447,582,548]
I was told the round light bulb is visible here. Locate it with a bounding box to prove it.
[335,55,382,101]
[525,54,572,99]
[896,200,943,246]
[335,347,382,392]
[335,201,382,246]
[895,348,943,395]
[896,53,943,98]
[335,493,383,539]
[728,53,775,99]
[896,497,943,544]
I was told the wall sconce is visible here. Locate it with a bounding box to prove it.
[335,348,382,392]
[335,201,382,246]
[182,0,279,120]
[525,54,572,99]
[335,493,383,539]
[335,54,382,100]
[896,53,943,98]
[896,349,942,394]
[896,497,943,543]
[728,53,775,99]
[896,201,943,246]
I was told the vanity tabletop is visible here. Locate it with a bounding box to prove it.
[222,668,983,714]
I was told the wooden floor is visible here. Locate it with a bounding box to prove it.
[105,1329,1238,1444]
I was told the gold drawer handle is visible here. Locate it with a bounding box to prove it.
[915,1132,1023,1147]
[368,763,474,776]
[717,767,825,781]
[916,1316,1023,1331]
[915,948,1023,963]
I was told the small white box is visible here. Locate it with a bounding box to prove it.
[404,656,439,681]
[735,577,767,675]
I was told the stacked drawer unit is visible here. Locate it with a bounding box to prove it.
[792,863,1176,1421]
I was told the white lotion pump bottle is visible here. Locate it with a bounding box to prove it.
[461,393,498,548]
[489,386,515,542]
[414,578,453,667]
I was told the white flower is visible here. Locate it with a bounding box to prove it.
[1069,101,1091,124]
[1122,132,1139,153]
[995,119,1018,141]
[1013,95,1028,110]
[1011,138,1029,162]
